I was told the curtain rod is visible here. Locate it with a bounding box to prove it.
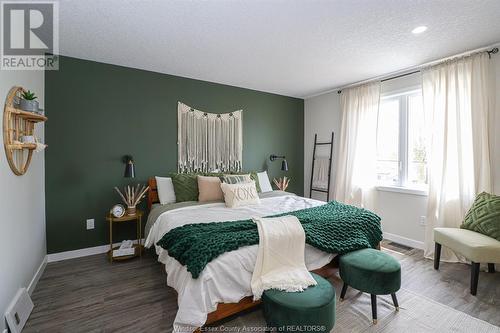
[335,46,499,95]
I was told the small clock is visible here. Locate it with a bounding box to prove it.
[110,204,125,218]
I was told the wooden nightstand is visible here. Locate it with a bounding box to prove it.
[106,210,143,262]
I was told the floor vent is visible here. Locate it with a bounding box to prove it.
[5,288,33,333]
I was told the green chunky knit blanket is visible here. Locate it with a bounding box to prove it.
[157,201,382,278]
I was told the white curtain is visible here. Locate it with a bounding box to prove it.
[178,102,243,173]
[334,82,380,209]
[423,52,492,261]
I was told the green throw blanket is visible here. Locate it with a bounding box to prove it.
[157,201,382,278]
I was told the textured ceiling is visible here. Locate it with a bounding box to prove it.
[58,0,500,98]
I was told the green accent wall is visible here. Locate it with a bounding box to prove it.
[45,56,304,253]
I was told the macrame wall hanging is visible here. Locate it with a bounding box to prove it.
[177,102,243,173]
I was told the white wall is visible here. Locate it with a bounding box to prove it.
[0,70,45,331]
[374,190,427,246]
[304,92,341,201]
[304,54,500,247]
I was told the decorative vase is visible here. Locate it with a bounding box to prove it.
[114,184,149,216]
[19,99,39,112]
[126,206,136,216]
[273,177,290,191]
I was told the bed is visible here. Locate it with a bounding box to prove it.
[144,177,379,330]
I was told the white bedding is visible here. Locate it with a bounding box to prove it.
[145,194,335,330]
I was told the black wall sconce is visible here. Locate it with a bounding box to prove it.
[269,154,288,171]
[122,155,135,178]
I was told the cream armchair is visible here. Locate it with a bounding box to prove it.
[434,227,500,295]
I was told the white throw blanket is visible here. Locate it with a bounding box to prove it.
[251,215,317,300]
[313,157,330,190]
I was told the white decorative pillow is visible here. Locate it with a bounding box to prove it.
[220,181,260,208]
[155,176,176,204]
[257,171,273,193]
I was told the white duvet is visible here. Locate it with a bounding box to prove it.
[145,194,335,330]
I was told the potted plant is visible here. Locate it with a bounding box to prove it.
[19,90,39,112]
[114,184,149,215]
[273,176,290,191]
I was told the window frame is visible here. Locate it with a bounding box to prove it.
[377,86,428,195]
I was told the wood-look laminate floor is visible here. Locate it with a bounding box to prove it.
[24,242,499,332]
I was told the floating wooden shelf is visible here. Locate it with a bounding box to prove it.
[5,106,47,122]
[7,143,37,150]
[3,86,47,175]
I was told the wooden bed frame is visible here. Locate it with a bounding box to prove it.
[147,177,160,210]
[147,177,375,327]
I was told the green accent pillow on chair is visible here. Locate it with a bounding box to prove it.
[461,192,500,241]
[171,173,199,202]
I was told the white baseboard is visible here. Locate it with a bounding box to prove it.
[27,256,47,295]
[47,239,145,263]
[47,244,110,262]
[384,232,424,250]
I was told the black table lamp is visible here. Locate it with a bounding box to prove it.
[123,155,135,178]
[269,154,288,171]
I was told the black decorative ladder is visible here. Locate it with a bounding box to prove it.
[309,132,334,201]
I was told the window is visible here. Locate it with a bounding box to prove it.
[376,89,427,190]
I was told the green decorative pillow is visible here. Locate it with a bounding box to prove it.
[249,171,262,193]
[223,172,262,193]
[203,172,226,181]
[170,171,262,202]
[222,174,251,183]
[171,173,199,202]
[461,192,500,241]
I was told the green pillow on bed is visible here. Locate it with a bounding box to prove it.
[171,171,262,202]
[203,172,225,178]
[171,173,200,202]
[223,172,261,193]
[249,171,261,193]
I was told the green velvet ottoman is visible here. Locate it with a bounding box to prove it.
[339,248,401,324]
[262,273,335,332]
